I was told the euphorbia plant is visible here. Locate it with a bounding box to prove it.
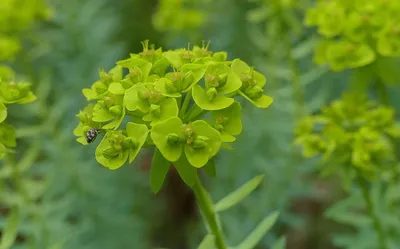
[74,41,280,249]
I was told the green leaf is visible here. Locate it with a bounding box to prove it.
[0,206,20,249]
[215,175,264,212]
[173,154,197,187]
[150,148,170,194]
[239,92,273,109]
[151,117,184,162]
[124,83,152,112]
[192,85,234,111]
[235,211,279,249]
[126,122,149,163]
[197,235,216,249]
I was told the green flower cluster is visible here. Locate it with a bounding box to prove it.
[152,0,207,32]
[305,0,400,71]
[0,0,52,68]
[74,41,273,170]
[0,80,36,159]
[294,93,400,176]
[0,0,48,160]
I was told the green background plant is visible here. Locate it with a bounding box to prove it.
[1,0,400,249]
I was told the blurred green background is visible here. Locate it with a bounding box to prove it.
[1,0,400,249]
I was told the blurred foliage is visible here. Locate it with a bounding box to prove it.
[0,0,399,249]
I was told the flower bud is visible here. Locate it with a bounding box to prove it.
[167,133,181,146]
[102,147,120,159]
[109,105,122,116]
[192,136,209,149]
[16,82,31,96]
[122,137,138,149]
[206,73,219,88]
[245,86,263,100]
[206,87,218,101]
[218,74,228,88]
[214,123,224,131]
[104,96,114,107]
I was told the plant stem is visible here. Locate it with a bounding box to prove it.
[179,91,192,119]
[375,78,390,106]
[355,171,388,249]
[192,175,228,249]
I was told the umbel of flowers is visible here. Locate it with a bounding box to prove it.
[294,92,400,180]
[74,41,273,171]
[305,0,400,71]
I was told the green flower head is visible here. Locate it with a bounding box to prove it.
[73,103,103,145]
[0,79,36,104]
[151,117,222,168]
[212,102,242,142]
[95,122,149,170]
[231,59,273,108]
[192,62,242,110]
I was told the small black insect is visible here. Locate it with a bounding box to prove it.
[86,128,99,143]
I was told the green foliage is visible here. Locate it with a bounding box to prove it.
[75,41,273,176]
[305,0,400,72]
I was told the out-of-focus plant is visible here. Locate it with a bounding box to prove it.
[0,0,52,160]
[153,0,207,32]
[74,40,281,249]
[295,92,400,249]
[305,0,400,78]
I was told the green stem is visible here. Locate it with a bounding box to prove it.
[192,176,228,249]
[355,171,388,249]
[183,105,206,122]
[179,91,192,119]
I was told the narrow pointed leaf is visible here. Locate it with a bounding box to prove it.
[197,235,216,249]
[0,206,20,249]
[150,148,171,194]
[173,155,197,187]
[236,211,279,249]
[215,175,264,212]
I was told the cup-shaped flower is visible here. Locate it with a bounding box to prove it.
[82,65,123,101]
[163,48,195,68]
[0,80,36,104]
[142,97,179,126]
[155,63,206,97]
[231,59,273,108]
[192,62,242,110]
[151,117,222,168]
[92,92,125,130]
[325,40,376,71]
[95,122,149,169]
[124,83,166,113]
[117,57,152,84]
[73,103,103,145]
[212,102,242,142]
